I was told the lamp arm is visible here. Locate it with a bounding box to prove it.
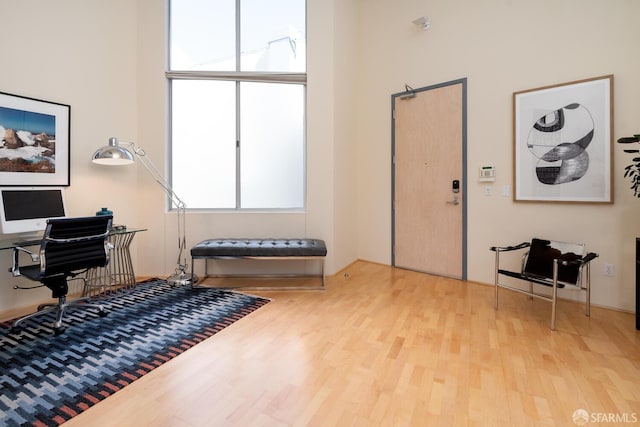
[120,142,185,209]
[121,142,189,274]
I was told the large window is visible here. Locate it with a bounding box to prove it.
[168,0,306,209]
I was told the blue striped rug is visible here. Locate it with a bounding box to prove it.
[0,280,269,426]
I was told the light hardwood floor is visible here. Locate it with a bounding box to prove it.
[54,261,640,426]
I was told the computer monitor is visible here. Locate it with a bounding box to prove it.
[0,187,67,235]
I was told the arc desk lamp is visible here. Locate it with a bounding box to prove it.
[92,137,197,287]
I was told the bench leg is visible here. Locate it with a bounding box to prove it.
[190,257,326,290]
[191,257,195,286]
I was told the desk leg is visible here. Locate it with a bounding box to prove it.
[111,232,136,290]
[84,232,137,297]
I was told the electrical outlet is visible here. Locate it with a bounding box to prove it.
[604,263,615,276]
[484,186,492,196]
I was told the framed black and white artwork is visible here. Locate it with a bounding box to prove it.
[0,91,70,186]
[513,75,613,203]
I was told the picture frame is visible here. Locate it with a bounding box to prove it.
[0,91,70,186]
[513,75,613,203]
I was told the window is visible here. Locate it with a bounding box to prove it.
[167,0,306,209]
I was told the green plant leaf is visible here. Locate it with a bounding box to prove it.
[618,137,640,143]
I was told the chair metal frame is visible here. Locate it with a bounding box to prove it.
[491,238,598,330]
[9,215,113,335]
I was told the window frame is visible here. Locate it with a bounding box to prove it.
[166,0,307,211]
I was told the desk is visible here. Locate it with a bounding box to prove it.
[0,227,146,297]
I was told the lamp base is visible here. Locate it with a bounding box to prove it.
[167,271,199,287]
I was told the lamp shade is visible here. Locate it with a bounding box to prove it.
[92,137,135,165]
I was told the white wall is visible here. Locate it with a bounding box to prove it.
[1,0,638,314]
[332,0,360,268]
[0,0,139,311]
[1,0,358,312]
[355,0,640,312]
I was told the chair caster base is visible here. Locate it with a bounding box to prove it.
[99,310,108,318]
[53,326,66,336]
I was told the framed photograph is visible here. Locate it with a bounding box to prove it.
[513,75,613,203]
[0,91,70,186]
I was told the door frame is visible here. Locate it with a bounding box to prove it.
[391,78,468,280]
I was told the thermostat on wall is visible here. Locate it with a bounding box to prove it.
[479,166,495,181]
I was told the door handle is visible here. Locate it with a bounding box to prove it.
[446,195,460,205]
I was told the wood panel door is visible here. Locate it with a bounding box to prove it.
[392,79,466,279]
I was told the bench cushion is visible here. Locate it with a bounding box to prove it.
[191,238,327,258]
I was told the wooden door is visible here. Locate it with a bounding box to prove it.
[392,79,466,279]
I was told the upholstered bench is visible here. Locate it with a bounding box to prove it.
[191,238,327,289]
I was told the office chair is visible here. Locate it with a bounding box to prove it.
[9,215,113,335]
